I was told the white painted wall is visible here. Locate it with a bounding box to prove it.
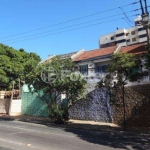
[9,99,22,116]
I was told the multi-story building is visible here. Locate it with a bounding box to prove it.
[99,17,148,48]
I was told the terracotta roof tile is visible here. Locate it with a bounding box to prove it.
[74,46,117,61]
[120,43,147,55]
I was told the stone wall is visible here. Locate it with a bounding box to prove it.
[112,86,150,127]
[127,84,150,98]
[69,82,113,122]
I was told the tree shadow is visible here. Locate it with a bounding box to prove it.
[63,124,150,150]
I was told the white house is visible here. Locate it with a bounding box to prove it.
[73,43,148,86]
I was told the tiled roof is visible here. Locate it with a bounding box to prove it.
[120,43,147,55]
[74,46,117,61]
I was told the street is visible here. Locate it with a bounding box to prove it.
[0,120,149,150]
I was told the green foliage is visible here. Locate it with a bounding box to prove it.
[0,43,41,90]
[48,103,68,124]
[108,52,141,84]
[97,52,142,104]
[26,56,87,123]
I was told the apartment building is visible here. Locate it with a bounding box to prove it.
[99,17,148,48]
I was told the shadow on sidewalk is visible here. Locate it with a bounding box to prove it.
[1,115,150,150]
[63,125,150,150]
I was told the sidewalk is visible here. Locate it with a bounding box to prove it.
[0,114,119,131]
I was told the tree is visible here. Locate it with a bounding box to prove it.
[26,56,86,123]
[0,43,41,90]
[97,52,141,131]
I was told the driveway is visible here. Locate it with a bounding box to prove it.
[0,119,149,150]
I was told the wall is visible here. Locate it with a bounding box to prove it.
[9,99,22,116]
[21,92,49,117]
[69,82,113,122]
[127,84,150,98]
[0,99,10,114]
[112,86,150,127]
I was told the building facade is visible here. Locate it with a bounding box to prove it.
[74,43,149,86]
[99,17,148,48]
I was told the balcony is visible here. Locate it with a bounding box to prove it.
[138,30,146,36]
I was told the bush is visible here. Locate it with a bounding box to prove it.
[48,103,68,124]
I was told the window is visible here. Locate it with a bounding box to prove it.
[111,36,114,40]
[96,65,108,73]
[131,31,136,35]
[79,65,88,75]
[116,33,125,37]
[139,34,147,38]
[132,38,136,42]
[138,27,144,31]
[126,39,130,42]
[126,33,129,36]
[117,39,126,44]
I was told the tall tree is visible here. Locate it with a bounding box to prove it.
[97,52,141,131]
[26,56,86,123]
[0,43,41,90]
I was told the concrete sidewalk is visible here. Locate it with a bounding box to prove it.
[0,114,119,131]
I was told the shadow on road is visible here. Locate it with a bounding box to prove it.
[63,124,150,150]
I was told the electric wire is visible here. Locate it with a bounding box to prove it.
[2,9,140,43]
[119,7,135,25]
[0,1,140,39]
[5,14,137,44]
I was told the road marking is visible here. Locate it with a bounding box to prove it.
[0,124,75,138]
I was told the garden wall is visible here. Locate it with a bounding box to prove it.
[69,82,113,122]
[21,92,49,117]
[112,86,150,127]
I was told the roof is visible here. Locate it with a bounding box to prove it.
[74,46,118,62]
[59,51,77,59]
[120,43,147,55]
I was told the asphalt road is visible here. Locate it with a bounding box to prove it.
[0,120,149,150]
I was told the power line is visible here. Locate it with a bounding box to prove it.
[2,9,139,42]
[0,1,140,39]
[5,15,137,44]
[119,7,135,25]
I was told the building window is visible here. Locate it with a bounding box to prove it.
[111,36,114,40]
[132,38,136,42]
[126,39,130,42]
[139,34,147,38]
[116,33,125,37]
[117,39,126,44]
[138,27,144,31]
[79,65,88,75]
[96,65,108,73]
[131,31,136,35]
[126,33,129,36]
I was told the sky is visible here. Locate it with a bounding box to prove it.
[0,0,149,60]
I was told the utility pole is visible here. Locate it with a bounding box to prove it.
[140,0,150,52]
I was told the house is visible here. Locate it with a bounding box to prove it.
[73,46,121,81]
[73,43,148,86]
[39,49,85,64]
